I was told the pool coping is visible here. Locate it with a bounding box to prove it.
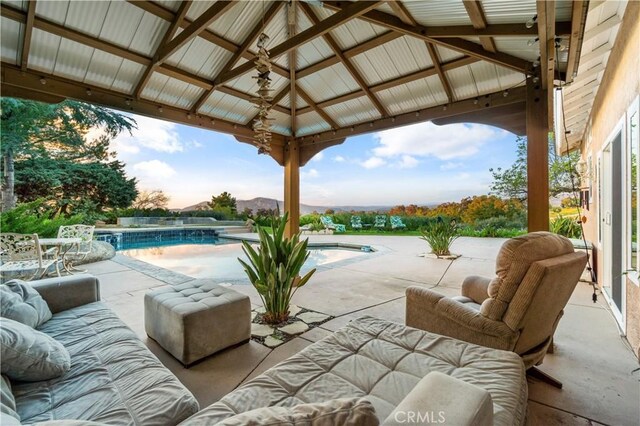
[221,234,379,253]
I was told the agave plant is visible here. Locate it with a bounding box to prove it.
[420,217,459,257]
[238,213,316,325]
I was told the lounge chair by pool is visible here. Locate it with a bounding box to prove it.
[374,215,387,229]
[320,216,346,233]
[350,216,363,230]
[390,216,407,230]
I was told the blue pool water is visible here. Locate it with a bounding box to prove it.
[115,234,367,283]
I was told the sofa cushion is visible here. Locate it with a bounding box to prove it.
[210,398,378,426]
[12,302,199,425]
[481,232,574,320]
[1,280,52,327]
[1,375,21,426]
[0,318,71,381]
[181,316,527,426]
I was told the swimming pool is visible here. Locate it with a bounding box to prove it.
[119,240,368,283]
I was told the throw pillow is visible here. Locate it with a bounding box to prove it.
[0,318,71,381]
[1,280,53,328]
[214,398,379,426]
[1,375,20,426]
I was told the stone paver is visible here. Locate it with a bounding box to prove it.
[297,312,330,324]
[264,336,284,348]
[288,305,302,316]
[250,323,273,337]
[278,321,309,335]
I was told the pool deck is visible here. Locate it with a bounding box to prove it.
[84,234,639,425]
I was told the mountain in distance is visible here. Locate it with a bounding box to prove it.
[179,197,393,215]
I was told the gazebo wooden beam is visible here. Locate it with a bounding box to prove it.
[134,1,192,99]
[217,1,383,85]
[19,0,36,71]
[192,1,283,114]
[322,1,532,73]
[296,85,339,130]
[537,0,556,128]
[463,0,498,52]
[565,1,589,83]
[299,2,388,117]
[388,1,455,102]
[295,85,527,145]
[526,73,549,231]
[297,56,477,115]
[126,0,289,79]
[216,86,290,115]
[0,64,286,146]
[155,2,236,64]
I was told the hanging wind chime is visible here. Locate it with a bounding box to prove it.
[252,32,273,154]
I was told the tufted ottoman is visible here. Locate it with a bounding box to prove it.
[144,279,251,366]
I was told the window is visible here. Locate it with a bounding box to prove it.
[628,99,639,282]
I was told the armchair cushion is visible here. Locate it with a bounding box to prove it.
[480,232,575,321]
[461,276,491,304]
[1,280,52,327]
[29,275,100,314]
[406,286,517,351]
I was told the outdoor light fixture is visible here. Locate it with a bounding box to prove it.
[252,32,273,155]
[532,76,540,84]
[473,98,479,105]
[525,14,537,29]
[158,106,163,113]
[533,57,541,67]
[40,77,46,85]
[211,119,215,125]
[442,105,447,111]
[503,90,509,97]
[86,88,92,96]
[125,99,131,106]
[187,113,191,119]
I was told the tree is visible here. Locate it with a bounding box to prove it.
[208,191,237,214]
[15,157,137,214]
[132,189,170,210]
[1,97,135,210]
[489,135,580,202]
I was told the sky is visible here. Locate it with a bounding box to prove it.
[110,114,520,209]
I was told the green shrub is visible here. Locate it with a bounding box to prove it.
[551,215,582,238]
[420,217,459,256]
[238,213,315,325]
[0,199,88,237]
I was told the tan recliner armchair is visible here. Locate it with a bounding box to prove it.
[406,232,588,387]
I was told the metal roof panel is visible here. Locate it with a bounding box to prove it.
[34,0,69,25]
[481,0,536,25]
[403,1,472,26]
[207,1,268,45]
[270,109,292,136]
[446,66,479,100]
[83,49,123,90]
[296,111,331,136]
[1,16,21,64]
[52,38,94,81]
[26,28,60,74]
[128,9,169,56]
[111,59,145,94]
[200,90,255,124]
[324,97,380,127]
[65,1,110,38]
[298,63,359,103]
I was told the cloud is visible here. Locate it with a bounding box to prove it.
[301,168,319,179]
[310,152,324,162]
[333,155,345,163]
[132,160,177,180]
[373,122,497,161]
[112,116,186,155]
[396,155,419,169]
[360,157,387,169]
[440,161,464,170]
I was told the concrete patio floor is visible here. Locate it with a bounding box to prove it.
[84,235,639,426]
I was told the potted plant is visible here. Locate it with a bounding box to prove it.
[420,217,459,257]
[238,213,316,325]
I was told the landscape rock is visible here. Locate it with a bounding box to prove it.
[279,321,309,335]
[298,312,330,324]
[251,323,274,337]
[289,305,302,317]
[264,336,284,348]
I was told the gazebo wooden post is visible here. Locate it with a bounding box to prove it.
[526,73,550,231]
[284,138,300,237]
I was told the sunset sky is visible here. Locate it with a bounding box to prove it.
[111,114,519,209]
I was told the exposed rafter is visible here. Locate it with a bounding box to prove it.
[300,2,388,117]
[192,1,283,113]
[297,56,477,115]
[296,86,527,144]
[1,63,286,147]
[289,1,297,136]
[463,1,497,52]
[134,1,192,99]
[322,1,532,73]
[126,0,290,79]
[216,1,383,86]
[297,85,339,130]
[296,31,401,79]
[19,0,36,71]
[565,1,589,83]
[387,1,454,102]
[156,2,236,64]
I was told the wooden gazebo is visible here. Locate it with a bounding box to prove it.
[0,0,591,234]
